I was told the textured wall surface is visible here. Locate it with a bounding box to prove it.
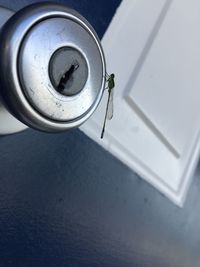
[0,1,200,267]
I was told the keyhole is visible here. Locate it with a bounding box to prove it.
[49,47,88,97]
[57,62,79,93]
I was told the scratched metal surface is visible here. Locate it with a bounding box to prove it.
[0,1,200,267]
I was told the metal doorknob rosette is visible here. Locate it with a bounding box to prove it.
[0,3,106,134]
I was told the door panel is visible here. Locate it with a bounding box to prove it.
[127,0,200,158]
[81,0,200,205]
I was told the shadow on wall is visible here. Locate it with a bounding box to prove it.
[0,129,200,266]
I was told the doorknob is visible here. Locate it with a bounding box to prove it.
[0,3,106,135]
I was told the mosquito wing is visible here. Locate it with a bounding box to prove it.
[107,89,114,120]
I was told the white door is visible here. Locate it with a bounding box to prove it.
[81,0,200,206]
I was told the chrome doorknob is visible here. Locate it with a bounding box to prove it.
[0,3,106,135]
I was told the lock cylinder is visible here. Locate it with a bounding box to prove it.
[0,3,106,133]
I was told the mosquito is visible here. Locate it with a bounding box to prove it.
[101,73,115,139]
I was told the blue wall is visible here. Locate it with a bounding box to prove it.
[1,1,200,267]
